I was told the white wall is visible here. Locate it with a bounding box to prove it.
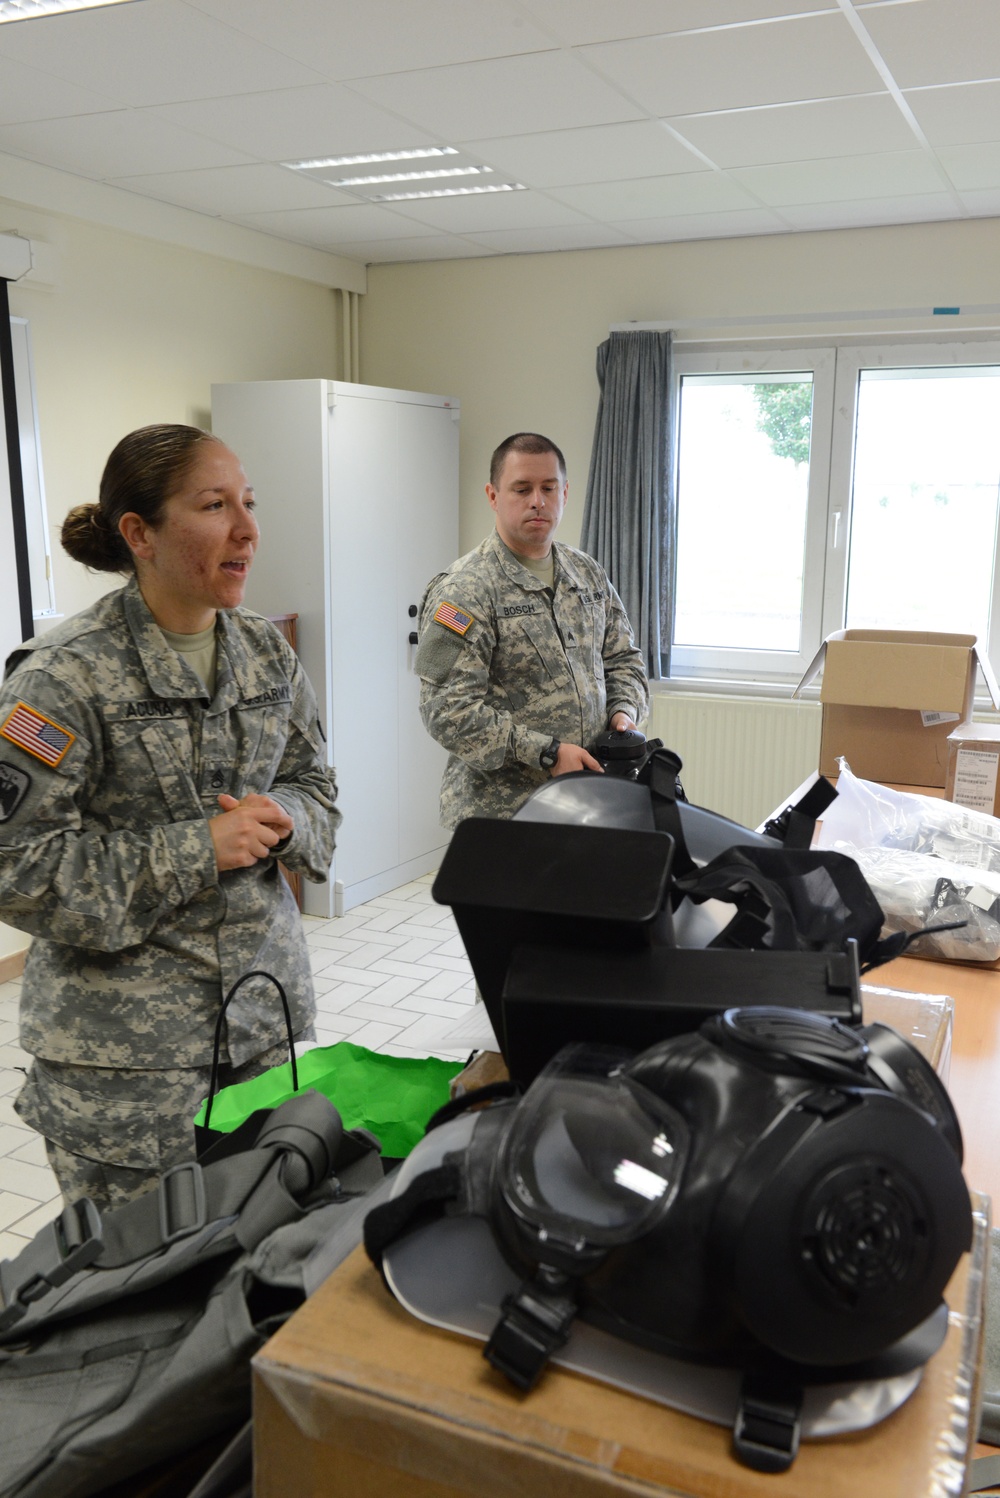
[360,217,1000,556]
[4,201,346,623]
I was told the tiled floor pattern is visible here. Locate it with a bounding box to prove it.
[0,872,475,1262]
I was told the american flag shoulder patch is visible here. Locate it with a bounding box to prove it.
[433,600,475,636]
[0,701,76,768]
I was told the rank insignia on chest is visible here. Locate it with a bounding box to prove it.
[433,601,475,636]
[203,765,230,794]
[0,701,76,767]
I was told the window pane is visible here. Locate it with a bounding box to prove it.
[674,374,813,652]
[846,368,1000,637]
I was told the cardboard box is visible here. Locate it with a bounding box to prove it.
[254,1215,987,1498]
[794,629,1000,788]
[253,989,979,1498]
[946,721,1000,817]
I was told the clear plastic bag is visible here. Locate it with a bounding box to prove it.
[816,761,1000,962]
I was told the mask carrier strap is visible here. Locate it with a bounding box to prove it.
[485,1267,577,1392]
[863,918,968,972]
[363,1163,462,1272]
[761,775,838,848]
[733,1371,803,1473]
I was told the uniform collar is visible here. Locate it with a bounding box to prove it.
[123,578,272,707]
[123,577,205,700]
[489,530,561,590]
[214,608,278,709]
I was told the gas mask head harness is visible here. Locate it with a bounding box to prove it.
[365,1007,971,1473]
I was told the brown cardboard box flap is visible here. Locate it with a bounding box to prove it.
[794,630,1000,711]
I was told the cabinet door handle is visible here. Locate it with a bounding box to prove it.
[408,631,418,645]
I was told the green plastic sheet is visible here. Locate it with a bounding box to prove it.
[194,1041,464,1159]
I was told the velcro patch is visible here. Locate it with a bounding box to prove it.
[0,762,31,822]
[433,600,475,636]
[0,701,76,767]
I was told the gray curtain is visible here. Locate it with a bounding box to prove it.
[580,330,674,680]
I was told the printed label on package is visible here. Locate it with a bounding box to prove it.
[953,748,1000,815]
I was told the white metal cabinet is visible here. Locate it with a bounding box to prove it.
[211,379,459,917]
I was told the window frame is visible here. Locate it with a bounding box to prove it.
[670,337,1000,689]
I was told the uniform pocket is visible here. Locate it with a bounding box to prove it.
[14,1061,191,1170]
[496,617,566,691]
[104,719,200,824]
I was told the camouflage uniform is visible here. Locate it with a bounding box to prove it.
[417,531,649,826]
[0,576,339,1204]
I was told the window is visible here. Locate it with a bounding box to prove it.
[671,341,1000,687]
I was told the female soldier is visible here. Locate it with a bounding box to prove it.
[0,424,339,1211]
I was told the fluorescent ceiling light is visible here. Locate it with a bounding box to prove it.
[288,147,459,171]
[0,0,138,18]
[375,183,526,202]
[332,166,492,187]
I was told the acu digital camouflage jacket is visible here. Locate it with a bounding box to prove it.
[417,531,649,826]
[0,577,340,1069]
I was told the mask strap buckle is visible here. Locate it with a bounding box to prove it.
[733,1371,802,1474]
[485,1268,577,1391]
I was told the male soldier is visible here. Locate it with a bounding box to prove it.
[416,431,649,826]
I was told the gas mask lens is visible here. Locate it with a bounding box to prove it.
[498,1048,689,1250]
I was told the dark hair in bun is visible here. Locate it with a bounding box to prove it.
[61,424,219,573]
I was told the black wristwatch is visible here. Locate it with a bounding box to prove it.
[539,737,561,770]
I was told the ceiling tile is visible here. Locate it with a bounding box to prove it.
[579,13,884,116]
[548,171,759,218]
[349,51,642,140]
[859,0,1000,88]
[232,202,439,245]
[518,0,834,47]
[0,0,324,107]
[0,0,994,261]
[0,111,251,179]
[147,85,432,162]
[0,54,117,125]
[184,0,554,79]
[106,163,358,215]
[456,223,635,253]
[669,93,918,168]
[731,148,948,205]
[372,190,593,234]
[607,206,791,241]
[936,142,1000,192]
[460,121,705,187]
[776,192,960,230]
[905,81,1000,148]
[956,187,1000,218]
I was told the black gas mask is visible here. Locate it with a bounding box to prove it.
[365,1007,971,1472]
[592,728,673,783]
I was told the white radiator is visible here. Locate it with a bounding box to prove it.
[649,693,822,830]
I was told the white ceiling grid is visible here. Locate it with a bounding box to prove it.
[0,0,997,264]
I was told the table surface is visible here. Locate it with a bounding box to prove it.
[874,952,1000,1205]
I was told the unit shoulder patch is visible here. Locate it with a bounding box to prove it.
[433,600,475,636]
[0,762,31,822]
[0,700,76,768]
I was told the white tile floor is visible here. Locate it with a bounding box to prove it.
[0,872,475,1262]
